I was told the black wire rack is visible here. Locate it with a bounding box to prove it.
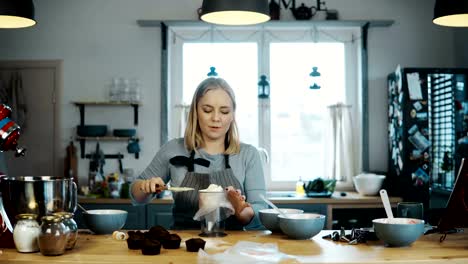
[428,73,456,190]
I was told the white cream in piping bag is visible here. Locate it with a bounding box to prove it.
[200,184,223,192]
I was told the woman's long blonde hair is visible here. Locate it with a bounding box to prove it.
[184,77,240,154]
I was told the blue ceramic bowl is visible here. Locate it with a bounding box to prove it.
[373,218,425,247]
[77,125,108,137]
[83,209,128,234]
[278,213,325,239]
[259,208,304,232]
[113,129,136,137]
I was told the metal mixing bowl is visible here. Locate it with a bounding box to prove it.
[0,176,77,226]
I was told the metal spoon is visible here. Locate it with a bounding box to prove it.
[379,189,394,219]
[259,194,287,217]
[77,203,88,214]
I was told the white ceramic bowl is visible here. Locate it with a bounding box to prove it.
[353,174,386,196]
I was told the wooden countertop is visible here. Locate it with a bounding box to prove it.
[1,230,467,263]
[78,191,402,205]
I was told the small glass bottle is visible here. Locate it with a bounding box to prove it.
[109,78,120,102]
[13,214,40,253]
[128,78,141,102]
[52,212,78,250]
[119,78,130,102]
[37,216,68,256]
[296,177,305,196]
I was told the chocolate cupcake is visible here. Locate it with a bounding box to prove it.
[185,238,206,252]
[147,225,170,242]
[162,233,181,249]
[141,239,161,256]
[127,231,146,250]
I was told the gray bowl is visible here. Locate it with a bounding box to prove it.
[259,208,304,232]
[373,218,425,247]
[278,213,325,239]
[83,209,128,234]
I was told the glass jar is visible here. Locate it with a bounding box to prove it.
[37,215,68,256]
[52,212,78,250]
[13,214,40,253]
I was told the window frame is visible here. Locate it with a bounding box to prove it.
[165,24,363,191]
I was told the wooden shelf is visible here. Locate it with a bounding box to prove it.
[75,136,141,141]
[72,101,142,159]
[72,101,141,125]
[72,101,141,106]
[75,136,141,159]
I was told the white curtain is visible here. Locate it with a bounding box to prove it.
[176,104,191,138]
[324,103,357,186]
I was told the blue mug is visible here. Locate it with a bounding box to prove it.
[127,139,140,154]
[397,202,424,220]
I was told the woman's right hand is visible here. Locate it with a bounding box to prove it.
[138,177,166,194]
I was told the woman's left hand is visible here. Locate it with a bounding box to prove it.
[225,186,254,224]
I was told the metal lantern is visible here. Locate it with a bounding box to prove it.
[258,75,270,98]
[207,66,218,77]
[309,66,321,90]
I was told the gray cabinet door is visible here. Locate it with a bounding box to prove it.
[0,61,61,176]
[75,204,146,230]
[146,204,173,229]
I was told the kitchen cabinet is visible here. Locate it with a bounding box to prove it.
[72,101,142,159]
[146,204,173,229]
[78,192,402,230]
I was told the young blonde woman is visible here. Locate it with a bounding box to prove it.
[131,77,266,230]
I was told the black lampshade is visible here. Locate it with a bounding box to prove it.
[0,0,36,29]
[201,0,270,25]
[433,0,468,27]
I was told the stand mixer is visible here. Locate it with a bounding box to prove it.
[0,104,26,157]
[0,104,26,247]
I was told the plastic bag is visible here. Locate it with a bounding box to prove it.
[197,241,294,263]
[193,191,234,223]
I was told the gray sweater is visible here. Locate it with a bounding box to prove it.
[131,138,267,230]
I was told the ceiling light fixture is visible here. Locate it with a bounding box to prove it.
[433,0,468,27]
[0,0,36,29]
[200,0,270,26]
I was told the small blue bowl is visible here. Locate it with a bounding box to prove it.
[77,125,108,137]
[373,218,425,247]
[259,208,304,232]
[113,129,136,137]
[278,213,325,239]
[83,209,128,234]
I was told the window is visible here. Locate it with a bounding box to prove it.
[167,25,362,190]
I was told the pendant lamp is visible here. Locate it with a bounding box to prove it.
[433,0,468,27]
[0,0,36,29]
[200,0,270,25]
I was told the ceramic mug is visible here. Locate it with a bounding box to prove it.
[397,202,424,219]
